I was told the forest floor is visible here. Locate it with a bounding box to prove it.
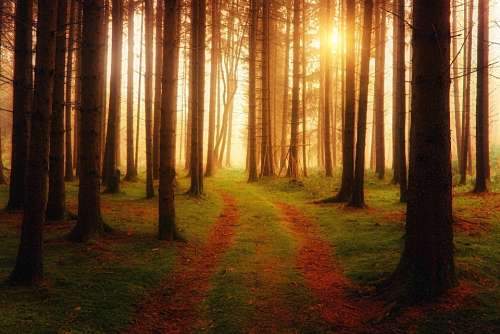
[0,169,499,333]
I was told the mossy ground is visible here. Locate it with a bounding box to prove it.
[0,169,498,333]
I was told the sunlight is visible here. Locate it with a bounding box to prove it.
[330,26,340,50]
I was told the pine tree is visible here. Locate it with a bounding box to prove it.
[7,0,33,211]
[10,0,58,285]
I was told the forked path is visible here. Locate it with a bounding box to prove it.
[127,193,239,334]
[276,202,384,333]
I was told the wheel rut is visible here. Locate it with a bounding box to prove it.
[127,193,239,334]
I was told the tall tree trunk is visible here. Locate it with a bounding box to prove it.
[374,0,386,179]
[389,0,456,301]
[65,0,78,182]
[10,0,58,285]
[125,0,137,181]
[47,0,68,221]
[301,0,307,177]
[159,0,181,240]
[459,0,473,185]
[260,0,274,177]
[395,0,407,202]
[101,0,110,168]
[145,0,154,198]
[391,0,399,183]
[135,9,144,171]
[153,0,164,180]
[349,0,373,208]
[451,0,461,165]
[247,0,258,182]
[103,0,123,193]
[288,0,300,179]
[7,0,33,211]
[325,0,355,202]
[205,0,220,177]
[74,7,82,177]
[0,0,6,185]
[68,0,109,242]
[280,3,291,171]
[188,0,206,195]
[474,0,489,193]
[322,0,333,177]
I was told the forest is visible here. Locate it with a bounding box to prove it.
[0,0,499,333]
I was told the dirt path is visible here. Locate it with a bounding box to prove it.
[127,193,239,334]
[276,202,385,333]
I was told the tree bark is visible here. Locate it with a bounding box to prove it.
[459,0,473,185]
[205,0,220,177]
[260,0,274,177]
[288,0,300,179]
[124,0,137,181]
[145,0,154,198]
[65,0,78,182]
[374,0,386,179]
[474,0,489,193]
[47,0,68,221]
[451,0,461,165]
[159,0,181,240]
[0,0,6,185]
[10,0,58,285]
[349,0,373,208]
[301,0,307,177]
[103,0,123,193]
[322,0,333,177]
[68,0,109,242]
[395,0,407,202]
[188,0,206,196]
[153,0,164,180]
[326,0,355,202]
[280,3,291,172]
[7,0,33,211]
[389,0,456,301]
[247,0,258,182]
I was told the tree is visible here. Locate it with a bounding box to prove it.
[459,0,473,185]
[349,0,373,208]
[373,0,386,179]
[280,3,291,172]
[323,0,355,202]
[124,0,137,181]
[387,0,456,301]
[474,0,489,193]
[188,0,206,195]
[451,0,461,166]
[0,0,6,185]
[10,0,58,284]
[68,0,109,242]
[260,0,274,177]
[205,0,220,177]
[394,0,407,202]
[65,0,78,181]
[145,0,155,198]
[47,0,69,221]
[247,0,258,182]
[159,0,181,240]
[321,0,333,178]
[103,0,123,193]
[301,0,307,177]
[7,0,33,211]
[153,0,164,180]
[287,0,300,179]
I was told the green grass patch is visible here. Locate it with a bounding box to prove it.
[0,176,223,334]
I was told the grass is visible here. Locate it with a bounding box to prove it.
[0,169,499,333]
[198,175,326,333]
[0,177,222,334]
